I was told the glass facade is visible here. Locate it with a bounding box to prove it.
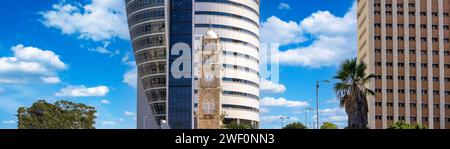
[168,0,193,129]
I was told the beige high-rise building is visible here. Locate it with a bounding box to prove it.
[357,0,450,129]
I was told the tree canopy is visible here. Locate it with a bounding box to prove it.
[320,122,338,129]
[283,122,307,129]
[388,121,427,129]
[17,100,97,129]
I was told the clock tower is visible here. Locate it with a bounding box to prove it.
[197,28,223,129]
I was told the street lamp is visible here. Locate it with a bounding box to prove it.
[143,115,149,129]
[316,80,330,129]
[304,107,313,129]
[280,116,289,128]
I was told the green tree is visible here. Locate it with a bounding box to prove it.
[223,122,254,129]
[334,58,375,129]
[388,121,427,129]
[17,100,96,129]
[283,122,307,129]
[320,122,338,129]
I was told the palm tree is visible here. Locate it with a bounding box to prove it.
[334,58,375,129]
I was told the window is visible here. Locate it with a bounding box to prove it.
[411,116,417,121]
[444,25,449,30]
[374,3,381,7]
[375,11,381,15]
[445,64,450,69]
[410,89,417,94]
[398,63,405,67]
[375,62,382,66]
[433,90,439,95]
[410,103,417,107]
[375,49,381,53]
[422,90,428,94]
[420,12,426,16]
[433,51,439,55]
[420,24,427,29]
[375,102,382,106]
[386,4,392,8]
[398,36,404,41]
[399,89,405,94]
[422,117,428,122]
[432,64,439,68]
[386,36,393,40]
[433,104,440,108]
[445,38,450,43]
[398,24,404,28]
[432,12,438,16]
[408,3,415,8]
[432,25,438,30]
[375,115,382,120]
[409,37,416,41]
[445,51,450,55]
[410,76,416,80]
[375,88,382,93]
[398,49,404,54]
[386,24,393,28]
[422,103,428,108]
[421,76,428,81]
[375,36,381,40]
[409,11,415,16]
[409,24,416,28]
[410,63,416,67]
[386,11,392,16]
[421,63,427,68]
[375,23,381,28]
[386,49,393,54]
[375,75,382,80]
[386,62,393,66]
[433,77,439,82]
[398,76,405,80]
[387,89,394,93]
[387,102,394,107]
[444,12,449,17]
[387,116,394,120]
[446,104,450,109]
[446,78,450,82]
[397,11,404,16]
[421,50,427,55]
[432,38,438,42]
[397,3,404,8]
[387,75,393,80]
[421,37,427,42]
[409,49,416,54]
[399,103,405,107]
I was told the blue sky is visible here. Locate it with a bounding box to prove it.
[0,0,356,129]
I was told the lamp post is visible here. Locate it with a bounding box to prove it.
[316,80,330,129]
[305,107,313,129]
[280,116,289,128]
[143,115,148,129]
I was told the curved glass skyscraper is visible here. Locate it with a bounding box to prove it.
[125,0,260,129]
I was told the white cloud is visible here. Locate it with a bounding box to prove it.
[323,115,348,122]
[0,88,4,94]
[100,99,111,104]
[260,16,304,45]
[54,85,109,97]
[123,68,137,88]
[261,97,309,108]
[260,78,286,93]
[260,107,270,113]
[263,2,357,68]
[41,76,61,84]
[2,120,15,124]
[41,0,129,41]
[12,45,67,69]
[319,107,345,116]
[278,3,291,10]
[318,107,348,126]
[122,53,137,88]
[260,115,299,124]
[88,41,119,56]
[101,120,116,126]
[0,45,67,75]
[124,111,135,116]
[0,78,26,84]
[326,98,339,104]
[119,118,125,122]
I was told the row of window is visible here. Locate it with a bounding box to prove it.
[375,49,450,55]
[374,10,450,17]
[223,51,259,63]
[376,75,450,82]
[142,75,166,89]
[138,61,166,77]
[223,90,259,100]
[151,102,166,115]
[221,38,259,52]
[374,23,450,30]
[223,64,259,76]
[145,88,166,102]
[374,2,447,10]
[126,0,164,16]
[135,48,166,64]
[196,24,259,39]
[375,102,450,109]
[128,8,165,27]
[195,11,259,28]
[375,88,450,96]
[195,0,259,16]
[222,104,259,113]
[375,115,449,122]
[130,21,165,39]
[132,35,165,51]
[222,77,259,88]
[374,36,450,42]
[375,62,450,69]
